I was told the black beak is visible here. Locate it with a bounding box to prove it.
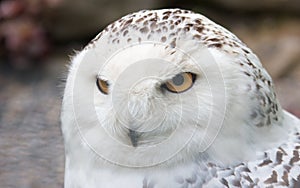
[128,129,140,147]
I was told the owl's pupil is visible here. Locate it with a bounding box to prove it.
[172,74,184,86]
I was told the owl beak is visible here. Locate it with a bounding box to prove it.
[128,129,140,147]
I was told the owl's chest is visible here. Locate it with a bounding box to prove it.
[64,146,300,188]
[64,160,209,188]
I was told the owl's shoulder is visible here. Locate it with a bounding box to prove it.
[207,121,300,187]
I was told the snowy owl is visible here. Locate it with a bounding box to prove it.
[61,9,300,187]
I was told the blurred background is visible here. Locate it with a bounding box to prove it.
[0,0,299,187]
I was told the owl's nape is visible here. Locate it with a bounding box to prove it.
[61,8,300,188]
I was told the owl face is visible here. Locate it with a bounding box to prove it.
[62,9,280,167]
[93,43,216,148]
[66,41,237,167]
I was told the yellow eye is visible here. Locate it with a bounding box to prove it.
[163,72,196,93]
[96,77,109,95]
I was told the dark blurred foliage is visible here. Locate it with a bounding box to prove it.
[0,0,61,69]
[170,0,300,14]
[1,0,299,70]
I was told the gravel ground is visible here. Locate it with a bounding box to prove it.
[0,57,66,188]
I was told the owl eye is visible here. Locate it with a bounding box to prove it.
[96,77,110,95]
[162,72,196,93]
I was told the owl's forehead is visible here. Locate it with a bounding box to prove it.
[86,9,247,55]
[97,43,204,82]
[86,8,255,83]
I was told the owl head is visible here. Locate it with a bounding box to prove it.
[61,9,286,168]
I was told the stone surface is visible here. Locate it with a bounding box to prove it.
[0,56,66,188]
